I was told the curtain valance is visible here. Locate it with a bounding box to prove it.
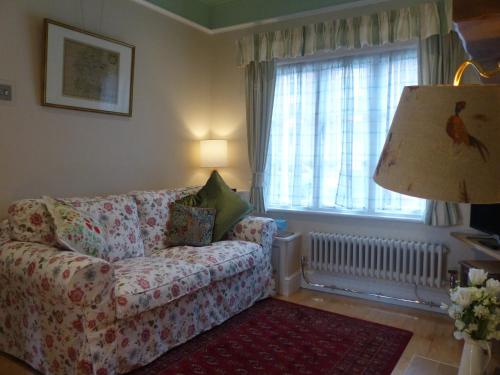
[237,1,452,66]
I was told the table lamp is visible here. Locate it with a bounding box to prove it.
[374,61,500,203]
[200,139,228,169]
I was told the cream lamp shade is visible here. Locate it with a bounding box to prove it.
[200,139,228,168]
[374,85,500,203]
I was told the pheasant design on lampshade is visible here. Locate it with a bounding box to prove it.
[373,85,500,204]
[446,101,489,162]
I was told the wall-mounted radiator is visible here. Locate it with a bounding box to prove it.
[308,232,447,288]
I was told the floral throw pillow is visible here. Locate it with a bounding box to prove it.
[7,199,58,246]
[62,195,145,261]
[43,196,109,259]
[166,203,216,247]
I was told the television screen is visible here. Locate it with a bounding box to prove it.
[470,204,500,237]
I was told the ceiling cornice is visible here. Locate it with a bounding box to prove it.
[130,0,393,35]
[130,0,213,33]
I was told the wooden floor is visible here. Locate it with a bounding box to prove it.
[0,288,493,375]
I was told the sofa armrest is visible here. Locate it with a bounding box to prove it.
[227,216,277,253]
[0,241,114,307]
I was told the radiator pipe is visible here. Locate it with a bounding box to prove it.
[300,256,440,308]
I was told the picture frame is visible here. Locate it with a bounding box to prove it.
[43,19,135,116]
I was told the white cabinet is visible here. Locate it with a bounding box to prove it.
[271,232,302,296]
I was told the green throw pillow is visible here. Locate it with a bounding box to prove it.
[177,171,252,242]
[176,194,201,207]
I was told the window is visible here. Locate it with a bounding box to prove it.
[264,46,426,219]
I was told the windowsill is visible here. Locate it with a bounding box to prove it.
[266,207,425,224]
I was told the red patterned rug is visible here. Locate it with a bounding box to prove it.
[132,298,412,375]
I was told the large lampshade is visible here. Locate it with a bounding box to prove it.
[200,140,228,168]
[374,85,500,203]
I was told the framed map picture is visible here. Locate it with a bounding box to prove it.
[43,19,135,116]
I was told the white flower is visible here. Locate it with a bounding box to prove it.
[472,287,484,300]
[486,278,500,294]
[455,319,465,330]
[454,331,464,340]
[486,278,500,288]
[450,288,474,307]
[468,268,488,286]
[448,304,463,319]
[473,305,489,319]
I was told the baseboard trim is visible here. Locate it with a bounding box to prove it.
[300,271,448,313]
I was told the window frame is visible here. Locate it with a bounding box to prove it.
[265,40,426,222]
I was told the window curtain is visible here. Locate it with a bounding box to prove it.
[264,48,425,217]
[419,31,466,226]
[245,61,277,213]
[237,1,452,66]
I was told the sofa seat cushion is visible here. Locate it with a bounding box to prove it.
[113,257,210,319]
[152,240,262,282]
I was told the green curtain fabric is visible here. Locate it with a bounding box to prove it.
[245,61,277,213]
[237,1,452,66]
[419,31,466,226]
[418,31,467,86]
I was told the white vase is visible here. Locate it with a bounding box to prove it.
[458,338,491,375]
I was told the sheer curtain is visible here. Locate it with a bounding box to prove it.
[265,46,426,218]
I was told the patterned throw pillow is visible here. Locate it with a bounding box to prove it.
[62,195,144,261]
[129,187,201,254]
[7,199,58,246]
[166,203,216,247]
[43,196,109,259]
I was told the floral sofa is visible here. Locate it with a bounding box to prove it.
[0,187,276,375]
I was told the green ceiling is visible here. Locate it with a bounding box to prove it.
[145,0,358,30]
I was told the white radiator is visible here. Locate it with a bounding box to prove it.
[308,232,447,288]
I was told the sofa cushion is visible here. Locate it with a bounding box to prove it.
[129,187,200,255]
[152,240,262,282]
[166,203,216,247]
[62,195,144,262]
[188,171,252,242]
[113,257,210,319]
[43,196,109,260]
[7,199,57,246]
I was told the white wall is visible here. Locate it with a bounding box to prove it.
[0,0,485,272]
[0,0,213,214]
[208,2,486,275]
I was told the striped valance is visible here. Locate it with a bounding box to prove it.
[237,1,452,66]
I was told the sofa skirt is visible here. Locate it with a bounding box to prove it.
[0,250,272,375]
[116,254,273,373]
